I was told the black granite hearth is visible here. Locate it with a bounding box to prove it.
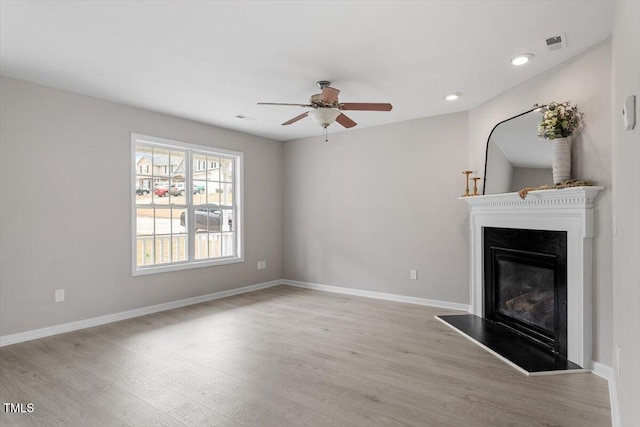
[436,314,584,374]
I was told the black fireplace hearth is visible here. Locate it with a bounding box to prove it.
[436,314,582,374]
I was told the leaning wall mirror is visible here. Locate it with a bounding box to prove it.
[482,106,554,195]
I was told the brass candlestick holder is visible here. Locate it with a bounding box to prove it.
[472,177,481,196]
[462,171,473,197]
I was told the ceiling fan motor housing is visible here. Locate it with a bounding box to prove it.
[310,93,338,107]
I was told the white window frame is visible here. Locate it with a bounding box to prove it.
[131,133,244,276]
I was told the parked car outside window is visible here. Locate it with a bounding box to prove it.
[180,204,232,231]
[170,182,203,196]
[136,187,150,195]
[154,183,169,197]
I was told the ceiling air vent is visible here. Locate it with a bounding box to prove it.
[545,33,567,51]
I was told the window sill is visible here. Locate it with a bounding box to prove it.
[132,256,244,277]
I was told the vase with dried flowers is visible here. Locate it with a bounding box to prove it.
[538,102,583,184]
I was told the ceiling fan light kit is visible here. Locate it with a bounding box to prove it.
[308,108,341,128]
[258,81,393,140]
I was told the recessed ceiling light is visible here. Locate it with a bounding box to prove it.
[446,92,461,101]
[511,54,534,66]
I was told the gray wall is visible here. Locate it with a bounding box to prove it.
[510,167,553,192]
[283,112,469,304]
[468,41,613,365]
[0,76,284,336]
[611,0,640,424]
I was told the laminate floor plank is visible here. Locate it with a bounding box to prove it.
[0,285,610,426]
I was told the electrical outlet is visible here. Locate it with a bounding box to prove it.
[616,344,621,374]
[55,289,65,303]
[257,260,266,270]
[410,269,417,280]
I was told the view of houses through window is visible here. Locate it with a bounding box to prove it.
[133,135,240,273]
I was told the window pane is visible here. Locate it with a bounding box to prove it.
[209,233,222,258]
[172,235,187,262]
[207,156,220,181]
[195,231,209,260]
[155,235,171,264]
[206,181,221,205]
[221,183,233,206]
[194,179,206,196]
[221,232,234,257]
[220,157,233,182]
[152,208,187,264]
[193,153,207,173]
[221,208,233,232]
[167,150,186,204]
[136,208,154,266]
[192,205,221,232]
[154,208,174,235]
[173,208,187,235]
[135,146,153,204]
[136,208,154,236]
[152,147,171,203]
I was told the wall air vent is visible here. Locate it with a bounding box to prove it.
[545,33,567,51]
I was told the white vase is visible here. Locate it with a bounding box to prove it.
[552,137,572,184]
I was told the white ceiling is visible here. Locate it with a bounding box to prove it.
[0,1,613,142]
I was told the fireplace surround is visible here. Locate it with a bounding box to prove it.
[463,186,603,368]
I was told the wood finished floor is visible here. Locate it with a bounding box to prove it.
[0,285,610,427]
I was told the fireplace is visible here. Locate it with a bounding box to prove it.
[463,186,603,369]
[484,227,567,356]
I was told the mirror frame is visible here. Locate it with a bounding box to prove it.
[482,104,545,195]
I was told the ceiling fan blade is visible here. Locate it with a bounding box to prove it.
[320,87,340,103]
[258,102,313,107]
[281,112,309,126]
[336,113,357,128]
[340,103,393,111]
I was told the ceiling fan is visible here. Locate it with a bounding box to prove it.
[258,81,393,134]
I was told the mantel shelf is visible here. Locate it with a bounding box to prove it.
[459,186,604,210]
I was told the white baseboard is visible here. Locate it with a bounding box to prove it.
[591,360,613,380]
[0,278,472,347]
[590,361,620,427]
[0,280,282,347]
[282,279,471,312]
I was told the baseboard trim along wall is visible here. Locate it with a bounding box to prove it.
[282,279,472,312]
[591,361,620,427]
[0,280,282,347]
[0,278,472,347]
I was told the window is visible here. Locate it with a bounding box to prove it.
[132,134,243,275]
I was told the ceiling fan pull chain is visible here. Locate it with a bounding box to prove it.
[324,127,328,142]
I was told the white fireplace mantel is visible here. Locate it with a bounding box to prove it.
[462,186,604,368]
